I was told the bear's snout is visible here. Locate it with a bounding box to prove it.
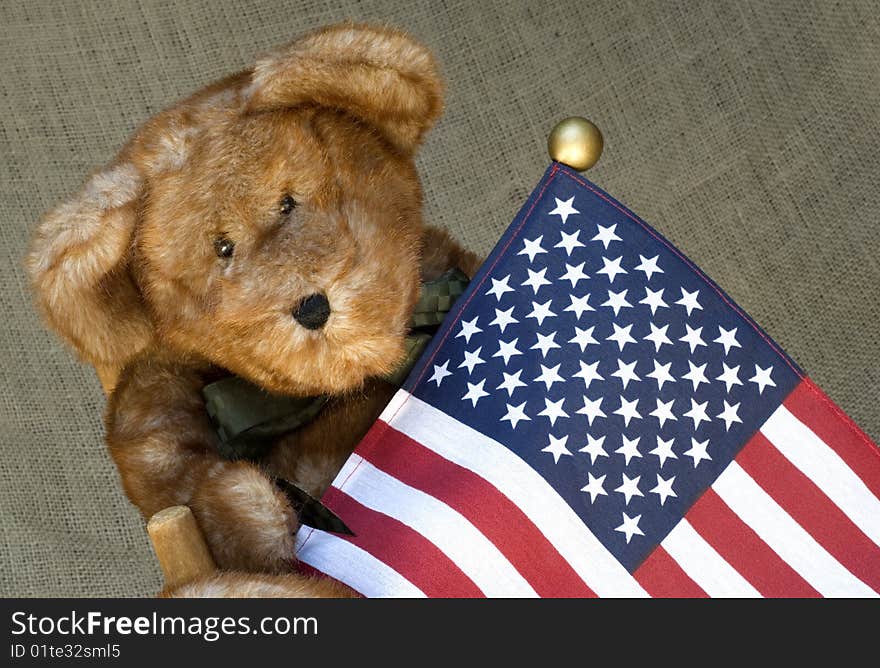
[292,293,330,330]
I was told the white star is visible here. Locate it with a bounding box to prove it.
[606,323,637,351]
[717,400,743,431]
[580,472,608,503]
[573,361,604,390]
[615,473,644,506]
[714,326,741,355]
[526,299,556,326]
[518,235,547,263]
[675,288,703,316]
[592,223,621,249]
[534,363,565,391]
[576,395,607,426]
[569,325,599,352]
[564,293,594,319]
[649,436,677,468]
[615,512,644,544]
[646,359,676,391]
[750,364,776,394]
[554,230,586,256]
[522,267,551,294]
[611,359,641,390]
[486,275,514,301]
[542,434,572,464]
[596,256,628,283]
[428,360,452,386]
[559,262,589,288]
[458,347,485,375]
[538,397,569,426]
[634,254,664,281]
[639,287,669,315]
[489,306,518,333]
[602,289,632,316]
[649,397,678,428]
[683,437,712,467]
[683,398,711,430]
[461,380,490,407]
[579,434,608,464]
[549,196,579,224]
[613,396,642,427]
[497,369,527,397]
[455,316,482,344]
[493,338,522,365]
[643,322,673,352]
[500,401,531,429]
[682,361,710,391]
[716,363,743,393]
[532,331,561,357]
[679,324,707,353]
[650,474,677,506]
[615,435,643,466]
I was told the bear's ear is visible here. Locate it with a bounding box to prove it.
[245,23,444,154]
[26,162,155,377]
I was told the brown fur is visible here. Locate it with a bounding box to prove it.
[162,571,359,598]
[27,24,480,596]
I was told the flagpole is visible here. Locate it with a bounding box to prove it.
[147,505,217,592]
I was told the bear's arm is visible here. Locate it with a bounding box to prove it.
[105,349,300,573]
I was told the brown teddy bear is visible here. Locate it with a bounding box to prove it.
[26,23,480,596]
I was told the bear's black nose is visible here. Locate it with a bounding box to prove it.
[292,293,330,330]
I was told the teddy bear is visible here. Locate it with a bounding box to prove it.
[26,23,480,597]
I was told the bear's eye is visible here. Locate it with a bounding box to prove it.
[213,236,235,259]
[279,194,297,216]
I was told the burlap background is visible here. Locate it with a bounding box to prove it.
[1,0,877,597]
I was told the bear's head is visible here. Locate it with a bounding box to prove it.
[27,24,444,396]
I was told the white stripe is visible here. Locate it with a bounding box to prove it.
[661,519,761,597]
[295,528,425,598]
[714,462,877,597]
[761,404,880,547]
[332,454,538,597]
[372,390,647,597]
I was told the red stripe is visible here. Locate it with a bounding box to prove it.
[687,488,820,597]
[634,546,708,598]
[738,431,880,593]
[321,487,484,598]
[784,379,880,499]
[357,426,596,598]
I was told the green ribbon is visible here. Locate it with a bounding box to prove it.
[408,268,471,329]
[203,382,330,462]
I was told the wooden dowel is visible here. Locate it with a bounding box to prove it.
[146,505,217,590]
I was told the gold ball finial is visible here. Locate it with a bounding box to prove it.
[548,117,603,171]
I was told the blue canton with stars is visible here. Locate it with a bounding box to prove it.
[405,163,801,572]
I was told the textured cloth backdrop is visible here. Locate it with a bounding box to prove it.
[1,0,878,597]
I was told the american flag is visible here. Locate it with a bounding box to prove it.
[296,162,880,597]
